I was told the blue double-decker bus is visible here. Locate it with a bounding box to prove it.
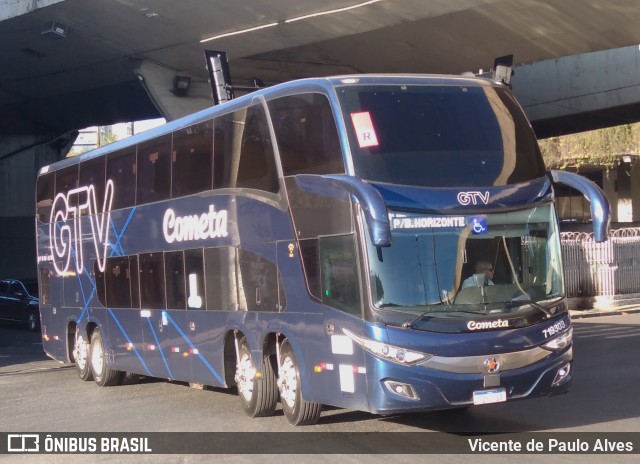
[35,74,610,425]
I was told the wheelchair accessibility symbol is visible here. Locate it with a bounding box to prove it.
[470,216,488,235]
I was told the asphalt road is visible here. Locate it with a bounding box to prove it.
[1,312,639,463]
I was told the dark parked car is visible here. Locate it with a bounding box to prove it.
[0,279,40,331]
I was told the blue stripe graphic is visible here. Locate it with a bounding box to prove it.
[164,312,224,384]
[146,317,174,379]
[108,308,151,376]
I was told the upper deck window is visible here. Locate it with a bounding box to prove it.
[172,120,213,197]
[137,134,171,204]
[268,93,345,176]
[337,84,545,187]
[213,104,279,193]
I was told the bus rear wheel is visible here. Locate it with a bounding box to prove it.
[235,337,278,417]
[74,329,93,382]
[90,328,123,387]
[278,340,322,426]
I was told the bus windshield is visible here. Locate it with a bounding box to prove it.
[365,204,564,328]
[337,83,546,187]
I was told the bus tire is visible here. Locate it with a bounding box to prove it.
[278,340,322,426]
[235,337,278,417]
[90,328,123,387]
[74,329,93,382]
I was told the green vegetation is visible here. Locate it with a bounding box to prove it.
[539,123,640,169]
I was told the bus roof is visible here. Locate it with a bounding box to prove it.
[38,73,501,176]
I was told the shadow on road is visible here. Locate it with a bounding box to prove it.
[0,324,49,369]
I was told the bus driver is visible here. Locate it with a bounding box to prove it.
[462,260,495,288]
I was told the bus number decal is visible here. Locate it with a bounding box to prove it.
[542,320,566,339]
[49,180,114,276]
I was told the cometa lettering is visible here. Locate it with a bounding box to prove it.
[163,205,229,244]
[467,319,509,331]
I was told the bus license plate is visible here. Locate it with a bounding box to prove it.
[473,388,507,405]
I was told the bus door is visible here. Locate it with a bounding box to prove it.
[324,235,369,410]
[288,234,367,409]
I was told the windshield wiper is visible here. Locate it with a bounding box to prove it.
[504,296,564,317]
[403,305,487,328]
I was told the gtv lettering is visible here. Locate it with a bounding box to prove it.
[50,180,114,276]
[457,191,490,206]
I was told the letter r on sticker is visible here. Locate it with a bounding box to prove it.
[350,112,379,148]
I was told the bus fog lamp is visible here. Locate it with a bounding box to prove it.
[383,380,419,400]
[552,362,571,387]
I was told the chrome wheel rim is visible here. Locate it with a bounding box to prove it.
[91,337,103,375]
[235,353,256,402]
[75,334,88,370]
[279,355,297,408]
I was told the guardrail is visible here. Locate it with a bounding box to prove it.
[561,227,640,297]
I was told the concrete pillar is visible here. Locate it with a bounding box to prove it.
[0,133,72,280]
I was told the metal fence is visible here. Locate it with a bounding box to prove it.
[561,227,640,297]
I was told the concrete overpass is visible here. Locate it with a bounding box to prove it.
[3,0,640,278]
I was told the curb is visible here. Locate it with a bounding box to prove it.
[570,305,640,319]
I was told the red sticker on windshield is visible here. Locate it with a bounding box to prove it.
[350,112,379,148]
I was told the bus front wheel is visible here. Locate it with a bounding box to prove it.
[278,340,322,426]
[90,328,123,387]
[235,337,278,417]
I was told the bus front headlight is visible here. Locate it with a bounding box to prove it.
[343,328,432,365]
[542,328,573,351]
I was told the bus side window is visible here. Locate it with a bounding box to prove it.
[184,248,205,310]
[204,247,239,311]
[213,105,279,194]
[239,105,279,193]
[139,253,166,310]
[55,165,78,197]
[106,147,136,210]
[237,249,280,312]
[319,235,361,316]
[39,268,52,305]
[165,251,186,310]
[36,172,55,223]
[137,134,171,205]
[130,255,140,309]
[94,260,106,307]
[172,120,213,198]
[105,256,133,308]
[299,239,322,301]
[79,156,105,208]
[268,93,344,176]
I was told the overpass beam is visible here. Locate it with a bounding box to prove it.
[134,61,213,121]
[512,45,640,138]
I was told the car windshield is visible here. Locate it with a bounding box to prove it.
[337,83,545,187]
[365,204,564,328]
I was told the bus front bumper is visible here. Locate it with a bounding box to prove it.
[365,347,572,414]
